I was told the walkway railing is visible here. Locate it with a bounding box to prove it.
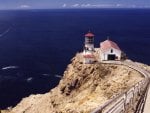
[91,61,150,113]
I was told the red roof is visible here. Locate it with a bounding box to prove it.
[83,54,94,58]
[100,39,121,52]
[85,32,94,37]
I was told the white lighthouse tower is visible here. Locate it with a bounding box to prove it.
[83,31,95,64]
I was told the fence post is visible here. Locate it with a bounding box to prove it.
[124,92,127,112]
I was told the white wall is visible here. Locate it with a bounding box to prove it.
[85,44,94,50]
[83,57,94,64]
[100,47,121,61]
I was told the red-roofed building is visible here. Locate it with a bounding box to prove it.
[100,39,122,61]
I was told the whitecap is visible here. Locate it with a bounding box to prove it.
[55,75,62,78]
[0,27,11,37]
[26,77,33,82]
[42,74,50,77]
[2,66,19,70]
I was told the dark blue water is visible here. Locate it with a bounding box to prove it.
[0,9,150,109]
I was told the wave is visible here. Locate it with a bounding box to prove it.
[42,74,50,77]
[55,74,62,78]
[42,74,62,78]
[2,66,19,70]
[0,27,11,37]
[0,75,16,82]
[26,77,33,82]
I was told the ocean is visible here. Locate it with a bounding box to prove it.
[0,9,150,109]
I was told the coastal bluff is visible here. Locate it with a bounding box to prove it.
[2,53,150,113]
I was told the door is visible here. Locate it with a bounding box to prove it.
[107,54,116,60]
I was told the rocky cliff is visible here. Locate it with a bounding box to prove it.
[2,53,148,113]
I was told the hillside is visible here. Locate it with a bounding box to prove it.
[2,53,147,113]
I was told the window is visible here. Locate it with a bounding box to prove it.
[111,49,113,53]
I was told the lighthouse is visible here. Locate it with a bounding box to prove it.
[84,31,95,51]
[83,31,95,64]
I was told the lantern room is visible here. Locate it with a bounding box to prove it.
[84,32,95,51]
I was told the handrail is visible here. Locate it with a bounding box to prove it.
[91,61,150,113]
[91,78,149,113]
[91,91,126,113]
[134,80,150,113]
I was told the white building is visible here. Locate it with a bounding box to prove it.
[100,39,122,61]
[83,32,95,64]
[83,52,95,64]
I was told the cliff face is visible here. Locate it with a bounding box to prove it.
[2,53,146,113]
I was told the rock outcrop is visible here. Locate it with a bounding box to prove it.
[2,53,147,113]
